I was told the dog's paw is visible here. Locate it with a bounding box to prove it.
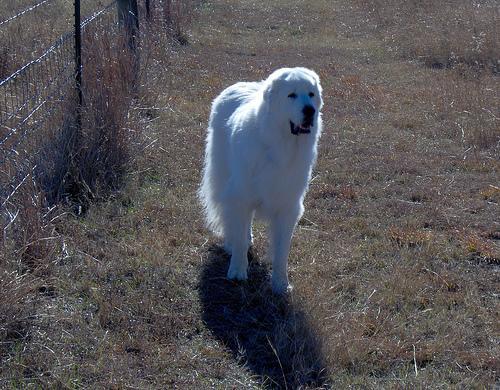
[271,278,292,295]
[223,242,232,255]
[246,233,253,248]
[227,264,248,281]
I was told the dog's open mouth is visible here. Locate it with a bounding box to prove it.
[290,121,312,135]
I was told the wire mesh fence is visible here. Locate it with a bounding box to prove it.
[0,1,52,28]
[0,0,192,244]
[0,0,129,241]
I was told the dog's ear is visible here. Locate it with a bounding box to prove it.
[316,80,324,110]
[263,69,290,103]
[305,69,323,110]
[263,77,281,103]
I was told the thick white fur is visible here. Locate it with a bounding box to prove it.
[199,67,323,294]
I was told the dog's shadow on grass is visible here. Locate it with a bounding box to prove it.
[199,244,329,389]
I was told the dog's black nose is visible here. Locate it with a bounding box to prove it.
[302,105,315,119]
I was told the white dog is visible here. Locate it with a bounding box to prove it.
[199,67,323,294]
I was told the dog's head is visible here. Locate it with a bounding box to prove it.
[263,67,323,136]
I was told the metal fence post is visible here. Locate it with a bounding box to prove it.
[74,0,82,131]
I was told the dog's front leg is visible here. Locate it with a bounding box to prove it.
[225,204,253,281]
[269,210,300,294]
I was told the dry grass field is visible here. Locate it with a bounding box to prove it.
[1,0,499,388]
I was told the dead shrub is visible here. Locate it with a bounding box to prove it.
[1,14,144,384]
[2,170,59,273]
[462,232,500,265]
[33,98,78,206]
[389,226,433,249]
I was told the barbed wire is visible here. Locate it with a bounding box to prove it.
[0,0,52,28]
[0,31,73,89]
[82,0,117,29]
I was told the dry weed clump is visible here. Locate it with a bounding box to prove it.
[388,226,433,249]
[1,164,60,276]
[0,177,60,385]
[462,231,500,265]
[0,270,37,375]
[8,185,59,274]
[64,27,139,207]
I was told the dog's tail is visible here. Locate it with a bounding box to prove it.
[199,181,224,237]
[198,128,225,237]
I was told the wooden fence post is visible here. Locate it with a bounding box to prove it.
[145,0,151,21]
[117,0,139,52]
[117,0,139,90]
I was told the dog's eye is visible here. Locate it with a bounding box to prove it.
[288,93,297,99]
[309,92,315,97]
